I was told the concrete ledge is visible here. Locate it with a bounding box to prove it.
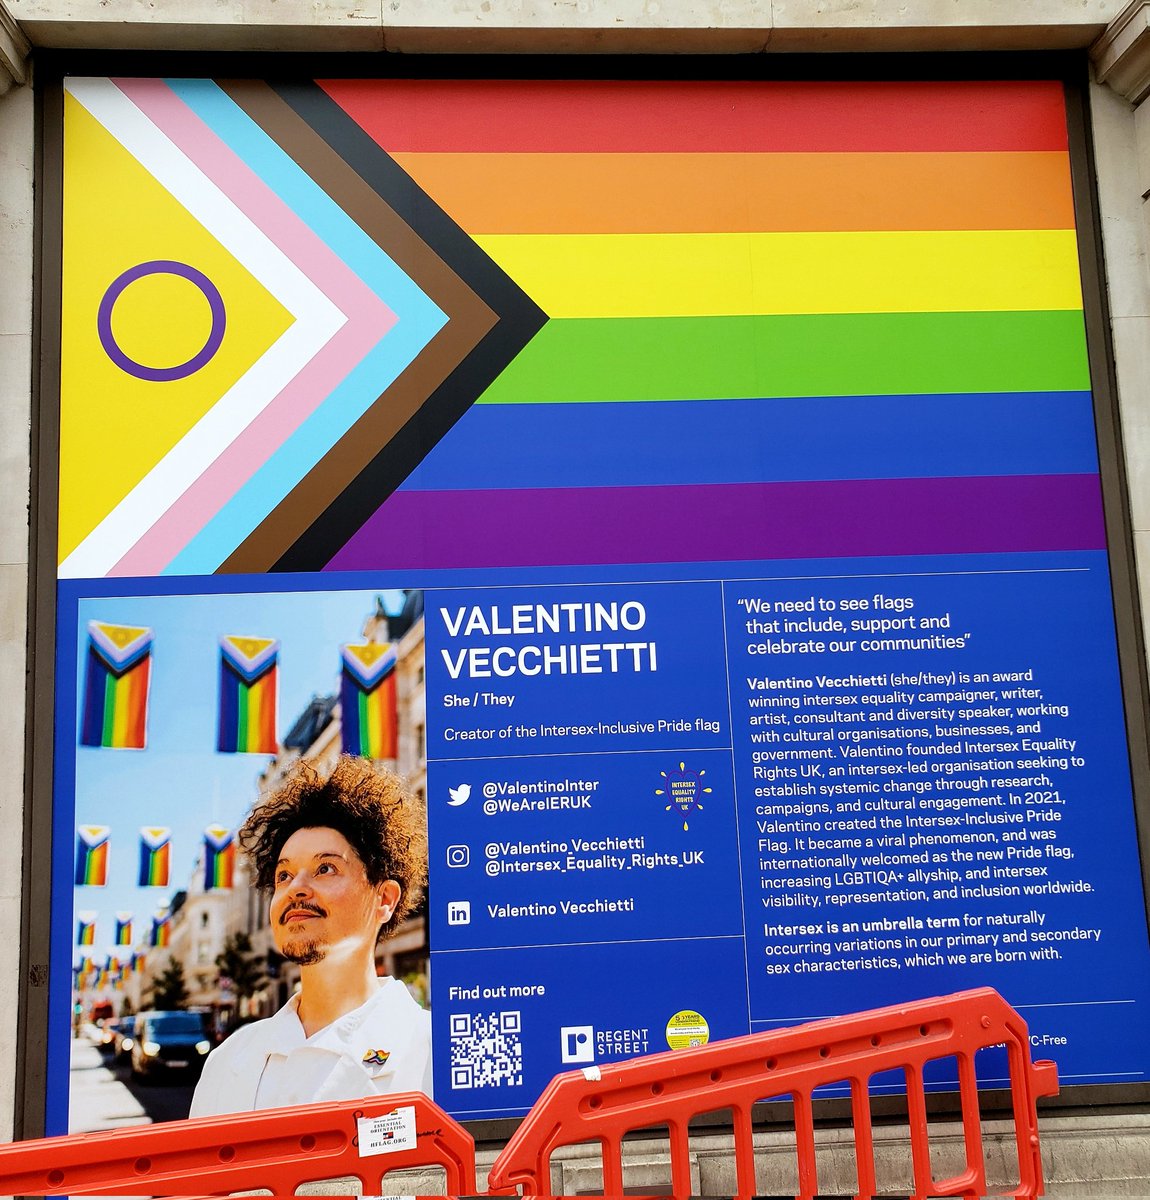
[360,1112,1150,1196]
[1094,0,1150,103]
[0,1,30,91]
[772,0,1117,54]
[7,0,1124,55]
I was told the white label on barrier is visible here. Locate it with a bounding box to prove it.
[582,1065,602,1081]
[357,1105,417,1157]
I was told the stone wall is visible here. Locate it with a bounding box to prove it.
[2,1,1149,1185]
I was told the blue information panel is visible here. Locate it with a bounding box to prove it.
[425,555,1150,1114]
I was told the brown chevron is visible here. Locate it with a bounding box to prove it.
[215,80,498,573]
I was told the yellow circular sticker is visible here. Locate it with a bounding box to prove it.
[665,1010,710,1050]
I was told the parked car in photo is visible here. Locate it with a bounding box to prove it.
[98,1016,135,1060]
[129,1010,211,1082]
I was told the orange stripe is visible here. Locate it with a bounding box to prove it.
[247,670,277,753]
[391,151,1075,235]
[125,656,149,748]
[111,657,148,748]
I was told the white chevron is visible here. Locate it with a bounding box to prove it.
[59,76,345,579]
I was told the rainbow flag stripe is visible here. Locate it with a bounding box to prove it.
[80,622,153,749]
[75,825,110,886]
[76,913,96,946]
[203,824,236,889]
[114,913,133,945]
[217,635,279,754]
[138,826,172,887]
[151,912,171,947]
[340,643,398,759]
[311,79,1103,572]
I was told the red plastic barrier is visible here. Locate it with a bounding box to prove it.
[487,987,1058,1199]
[0,1090,475,1197]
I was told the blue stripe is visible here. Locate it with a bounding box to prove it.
[79,647,109,747]
[398,392,1100,491]
[216,660,239,752]
[162,79,447,574]
[340,672,362,756]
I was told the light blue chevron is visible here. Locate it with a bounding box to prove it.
[162,78,447,574]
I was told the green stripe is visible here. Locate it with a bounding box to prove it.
[478,310,1090,404]
[237,684,250,752]
[101,672,117,747]
[360,689,372,758]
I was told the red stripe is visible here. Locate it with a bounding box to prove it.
[318,79,1067,153]
[125,656,149,749]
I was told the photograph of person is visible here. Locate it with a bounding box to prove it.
[191,756,430,1115]
[68,588,430,1132]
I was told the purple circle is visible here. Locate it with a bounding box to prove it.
[97,260,226,382]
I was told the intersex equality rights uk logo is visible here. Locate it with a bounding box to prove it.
[656,762,712,831]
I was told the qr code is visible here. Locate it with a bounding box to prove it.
[449,1010,523,1089]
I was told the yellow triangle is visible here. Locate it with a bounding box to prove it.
[228,635,276,659]
[94,621,149,649]
[348,643,389,665]
[59,94,294,564]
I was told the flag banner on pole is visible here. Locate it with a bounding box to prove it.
[114,913,133,945]
[75,825,110,886]
[217,635,279,753]
[131,951,146,972]
[76,912,97,946]
[137,826,172,886]
[203,824,236,889]
[150,911,170,947]
[80,621,153,749]
[340,643,399,759]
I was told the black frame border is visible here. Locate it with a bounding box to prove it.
[20,46,1150,1145]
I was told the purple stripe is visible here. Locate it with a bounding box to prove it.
[324,476,1106,571]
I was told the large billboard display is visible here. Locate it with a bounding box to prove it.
[44,70,1150,1135]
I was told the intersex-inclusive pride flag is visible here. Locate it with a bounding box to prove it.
[75,825,110,886]
[203,824,236,889]
[317,79,1104,571]
[80,622,153,749]
[76,912,97,946]
[114,913,133,945]
[340,643,398,759]
[138,826,172,886]
[217,635,279,754]
[150,911,171,947]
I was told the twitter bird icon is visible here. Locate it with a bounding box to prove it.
[448,784,471,806]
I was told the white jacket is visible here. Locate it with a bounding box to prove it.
[190,977,432,1117]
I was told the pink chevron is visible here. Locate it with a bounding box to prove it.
[108,77,397,576]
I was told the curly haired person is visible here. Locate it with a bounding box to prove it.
[191,756,430,1115]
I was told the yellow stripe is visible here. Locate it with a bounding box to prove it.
[110,673,130,747]
[247,673,272,751]
[472,230,1083,319]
